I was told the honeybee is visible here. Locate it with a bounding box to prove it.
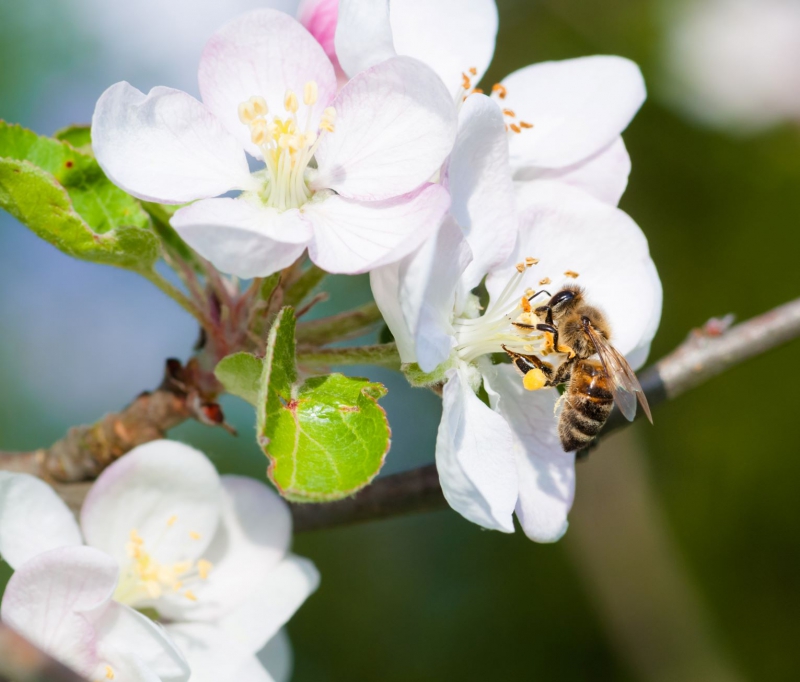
[503,285,652,452]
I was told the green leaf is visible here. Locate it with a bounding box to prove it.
[54,124,93,154]
[0,121,158,270]
[215,352,264,407]
[0,158,158,269]
[257,307,391,502]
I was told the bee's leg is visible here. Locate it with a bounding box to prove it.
[551,360,573,385]
[534,305,554,325]
[501,345,554,391]
[536,323,576,358]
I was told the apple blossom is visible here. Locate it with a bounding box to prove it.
[335,0,646,207]
[92,9,456,278]
[373,181,661,542]
[0,441,318,681]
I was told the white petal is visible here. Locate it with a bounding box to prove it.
[0,472,82,569]
[305,183,450,274]
[390,0,498,96]
[335,0,396,78]
[0,546,118,677]
[436,369,518,533]
[171,198,313,279]
[166,623,273,682]
[398,216,471,373]
[217,554,320,654]
[502,56,646,169]
[199,9,336,157]
[449,94,517,291]
[369,264,418,364]
[514,136,631,207]
[80,440,222,568]
[92,82,254,204]
[94,601,190,682]
[313,56,458,200]
[483,363,575,542]
[257,630,293,682]
[159,476,292,623]
[486,183,661,356]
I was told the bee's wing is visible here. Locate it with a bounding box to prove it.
[585,324,653,424]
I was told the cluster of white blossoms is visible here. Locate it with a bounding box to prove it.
[0,441,315,681]
[0,0,663,677]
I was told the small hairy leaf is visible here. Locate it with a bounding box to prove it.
[255,308,391,502]
[215,352,264,407]
[54,124,93,154]
[0,121,157,270]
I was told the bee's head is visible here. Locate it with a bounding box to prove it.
[535,285,584,319]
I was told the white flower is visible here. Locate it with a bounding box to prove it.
[92,9,457,278]
[664,0,800,131]
[0,478,190,681]
[0,441,318,681]
[335,0,646,207]
[373,181,662,542]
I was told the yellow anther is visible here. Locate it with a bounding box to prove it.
[523,368,547,391]
[238,95,268,124]
[509,123,521,133]
[525,257,539,266]
[172,561,192,575]
[167,515,177,527]
[564,270,579,278]
[492,83,507,99]
[184,590,198,602]
[284,90,299,113]
[520,296,532,314]
[251,96,268,116]
[105,665,115,680]
[520,121,534,129]
[304,81,318,106]
[473,88,484,94]
[189,531,201,541]
[250,118,268,146]
[197,559,213,580]
[130,529,143,545]
[539,277,551,286]
[503,108,516,118]
[469,66,478,76]
[320,106,336,133]
[515,262,525,273]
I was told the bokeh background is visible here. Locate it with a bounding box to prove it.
[2,0,799,680]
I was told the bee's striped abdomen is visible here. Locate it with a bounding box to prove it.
[558,360,614,452]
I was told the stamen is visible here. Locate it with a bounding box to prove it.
[539,277,551,286]
[525,257,539,266]
[564,270,579,278]
[520,121,534,128]
[469,67,478,75]
[189,531,201,541]
[167,516,177,527]
[502,108,516,117]
[320,107,336,133]
[184,590,198,602]
[284,90,299,113]
[105,665,115,680]
[492,83,507,99]
[303,81,318,106]
[473,88,484,94]
[510,123,522,133]
[197,559,213,580]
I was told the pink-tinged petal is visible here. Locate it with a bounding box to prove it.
[80,440,221,568]
[483,363,575,543]
[391,0,498,95]
[171,198,313,279]
[199,9,336,157]
[502,56,646,169]
[398,216,471,373]
[298,0,341,72]
[94,601,190,682]
[486,183,661,357]
[159,476,292,623]
[335,0,396,78]
[313,57,458,200]
[515,136,631,207]
[92,82,255,204]
[165,623,275,682]
[217,554,320,654]
[305,183,450,274]
[369,264,418,364]
[0,473,82,570]
[448,94,517,291]
[257,630,293,682]
[436,368,517,533]
[0,546,118,677]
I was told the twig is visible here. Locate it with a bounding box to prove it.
[289,297,800,532]
[0,622,88,682]
[295,301,384,346]
[296,343,402,371]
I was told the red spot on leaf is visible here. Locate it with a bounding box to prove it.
[339,405,359,413]
[65,160,74,168]
[286,399,299,412]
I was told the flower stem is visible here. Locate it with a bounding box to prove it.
[141,269,211,330]
[296,343,401,371]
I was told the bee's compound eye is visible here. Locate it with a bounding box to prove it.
[523,368,547,391]
[548,289,576,308]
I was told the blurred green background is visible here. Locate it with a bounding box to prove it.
[1,0,799,680]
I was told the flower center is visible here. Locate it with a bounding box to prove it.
[452,258,550,363]
[113,518,213,608]
[238,82,336,211]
